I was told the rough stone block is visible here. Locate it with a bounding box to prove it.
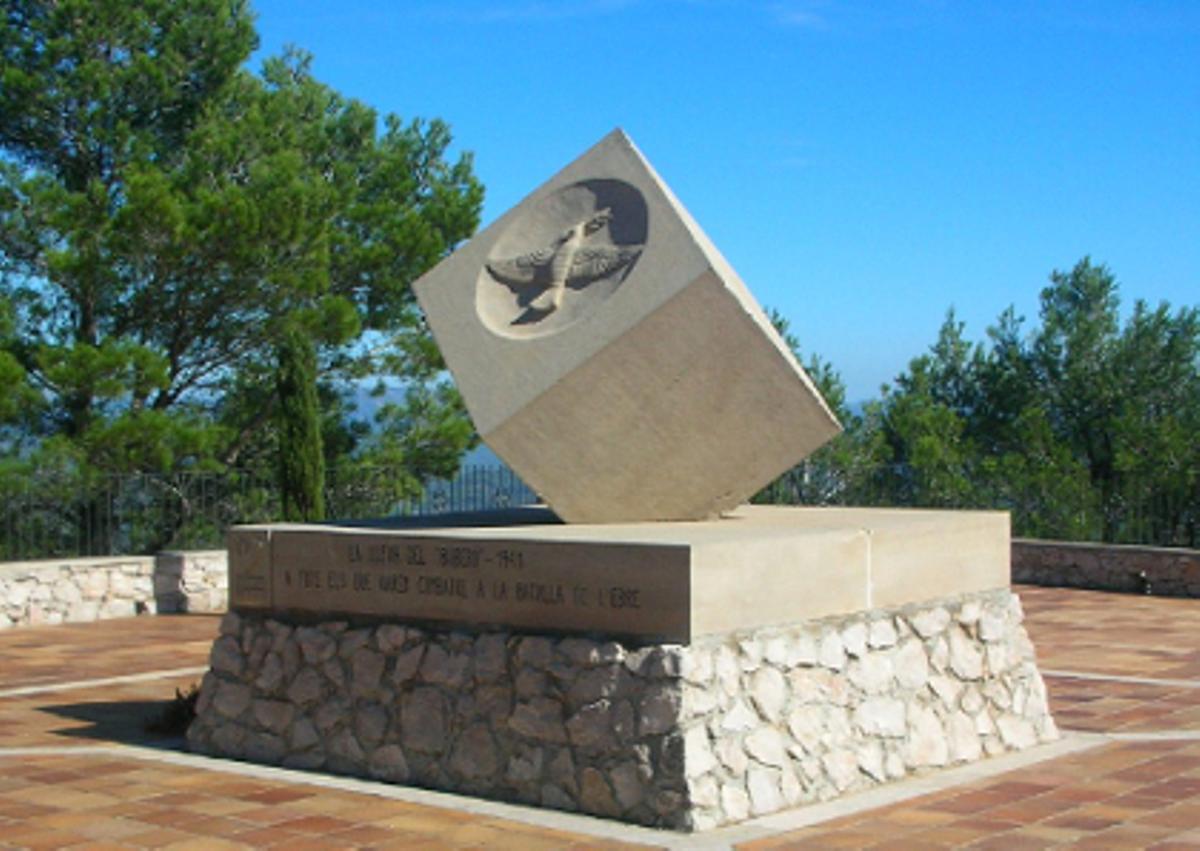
[414,129,839,522]
[188,588,1058,831]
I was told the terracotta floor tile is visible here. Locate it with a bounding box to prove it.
[239,787,316,805]
[77,818,154,841]
[871,806,957,828]
[967,833,1057,850]
[2,586,1200,851]
[441,820,549,846]
[182,796,263,817]
[36,810,100,831]
[183,814,261,838]
[1044,812,1125,831]
[925,790,1013,814]
[1137,802,1200,830]
[277,813,357,833]
[758,829,887,849]
[1068,825,1177,850]
[987,796,1080,824]
[1,827,91,850]
[1140,779,1200,801]
[1040,785,1123,805]
[285,792,383,817]
[737,830,819,850]
[227,825,307,846]
[1109,792,1183,809]
[373,809,489,834]
[116,826,195,847]
[367,837,464,851]
[1079,800,1171,819]
[158,838,255,850]
[143,791,209,807]
[265,838,356,851]
[1010,823,1093,843]
[893,824,998,846]
[981,780,1058,799]
[356,798,433,821]
[87,800,159,820]
[326,822,405,844]
[953,815,1026,832]
[132,806,193,828]
[230,804,314,825]
[482,826,614,851]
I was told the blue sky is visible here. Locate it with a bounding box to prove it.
[251,0,1198,401]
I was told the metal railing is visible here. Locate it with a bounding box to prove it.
[0,465,539,561]
[756,461,1199,549]
[2,459,1194,561]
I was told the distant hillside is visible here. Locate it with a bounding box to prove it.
[463,443,503,467]
[351,383,870,469]
[350,382,506,468]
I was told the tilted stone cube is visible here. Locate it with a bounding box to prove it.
[414,129,840,522]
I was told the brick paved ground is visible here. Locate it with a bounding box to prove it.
[0,585,1198,849]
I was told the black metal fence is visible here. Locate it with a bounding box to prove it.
[756,462,1199,549]
[2,460,1195,561]
[0,465,538,561]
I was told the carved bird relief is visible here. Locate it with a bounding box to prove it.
[485,207,642,314]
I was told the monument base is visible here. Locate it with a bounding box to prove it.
[187,587,1056,830]
[189,506,1056,830]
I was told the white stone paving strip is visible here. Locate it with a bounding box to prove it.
[1043,669,1200,689]
[0,733,1117,851]
[0,666,207,698]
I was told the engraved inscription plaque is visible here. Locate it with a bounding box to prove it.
[228,528,272,610]
[230,526,692,641]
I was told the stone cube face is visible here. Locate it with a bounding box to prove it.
[414,129,839,522]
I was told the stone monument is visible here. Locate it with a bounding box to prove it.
[188,130,1058,831]
[412,129,840,522]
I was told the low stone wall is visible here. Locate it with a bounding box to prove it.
[188,588,1056,830]
[1013,539,1200,597]
[0,550,228,628]
[156,550,230,614]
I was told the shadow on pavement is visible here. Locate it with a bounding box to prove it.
[38,695,192,747]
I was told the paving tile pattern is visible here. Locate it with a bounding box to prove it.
[1019,586,1200,681]
[0,616,219,690]
[737,738,1200,849]
[0,584,1197,848]
[1047,675,1200,734]
[0,754,649,850]
[0,676,201,748]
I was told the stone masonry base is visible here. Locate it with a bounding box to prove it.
[187,588,1057,831]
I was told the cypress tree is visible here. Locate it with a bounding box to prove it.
[275,326,325,522]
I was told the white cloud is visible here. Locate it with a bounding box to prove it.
[770,1,830,29]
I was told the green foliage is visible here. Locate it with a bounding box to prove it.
[275,326,324,522]
[0,296,37,434]
[761,261,1198,545]
[760,308,876,505]
[865,259,1199,544]
[1,3,484,548]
